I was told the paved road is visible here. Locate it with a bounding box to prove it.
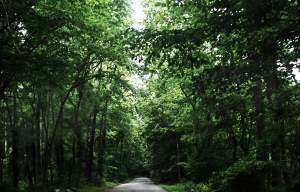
[106,177,167,192]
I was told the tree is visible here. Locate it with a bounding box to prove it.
[0,0,147,190]
[133,0,300,190]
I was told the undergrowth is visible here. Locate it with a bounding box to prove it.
[159,181,213,192]
[79,179,131,192]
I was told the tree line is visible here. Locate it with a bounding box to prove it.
[0,0,146,191]
[132,0,300,191]
[1,0,300,192]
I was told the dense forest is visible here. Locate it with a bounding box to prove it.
[1,0,300,191]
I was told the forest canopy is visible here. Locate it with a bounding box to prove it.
[0,0,300,192]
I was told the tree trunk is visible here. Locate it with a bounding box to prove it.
[12,77,18,188]
[281,138,291,187]
[280,106,291,187]
[35,90,42,182]
[112,139,118,178]
[239,109,249,156]
[29,93,37,185]
[86,112,92,178]
[56,95,65,183]
[0,100,4,182]
[254,79,267,161]
[42,85,75,190]
[59,137,64,177]
[32,128,37,185]
[193,116,200,148]
[45,91,51,186]
[41,91,50,187]
[68,85,83,185]
[0,140,3,182]
[77,123,83,182]
[49,154,53,186]
[27,149,33,186]
[254,79,267,190]
[180,86,200,148]
[101,101,108,179]
[97,134,102,175]
[98,106,106,180]
[266,63,282,188]
[120,138,123,165]
[54,139,60,176]
[176,133,181,183]
[88,107,98,182]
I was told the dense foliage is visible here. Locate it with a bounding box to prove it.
[0,0,146,191]
[1,0,300,192]
[132,0,300,191]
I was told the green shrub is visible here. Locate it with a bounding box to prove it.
[0,183,18,192]
[211,159,270,192]
[159,181,213,192]
[183,181,213,192]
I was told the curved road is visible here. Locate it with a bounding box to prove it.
[106,177,167,192]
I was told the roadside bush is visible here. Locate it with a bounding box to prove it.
[183,181,213,192]
[185,141,233,183]
[159,181,213,192]
[0,183,18,192]
[211,159,269,192]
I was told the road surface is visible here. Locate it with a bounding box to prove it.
[106,177,167,192]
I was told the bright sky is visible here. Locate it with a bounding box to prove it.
[292,62,300,80]
[132,0,145,30]
[126,0,147,88]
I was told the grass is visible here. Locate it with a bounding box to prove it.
[79,180,132,192]
[0,179,132,192]
[159,183,185,192]
[79,182,116,192]
[159,182,213,192]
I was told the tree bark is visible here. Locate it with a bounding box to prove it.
[12,77,18,188]
[0,100,4,182]
[27,148,33,186]
[32,129,36,185]
[29,92,37,185]
[281,137,291,187]
[254,79,267,190]
[254,79,267,161]
[86,111,92,178]
[49,153,53,186]
[77,119,83,182]
[193,116,200,148]
[98,104,107,180]
[239,109,249,155]
[176,133,181,183]
[59,137,64,177]
[120,138,123,165]
[101,100,108,179]
[42,85,76,190]
[68,85,83,185]
[35,90,42,182]
[180,86,200,148]
[268,94,282,187]
[42,90,50,186]
[88,107,98,182]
